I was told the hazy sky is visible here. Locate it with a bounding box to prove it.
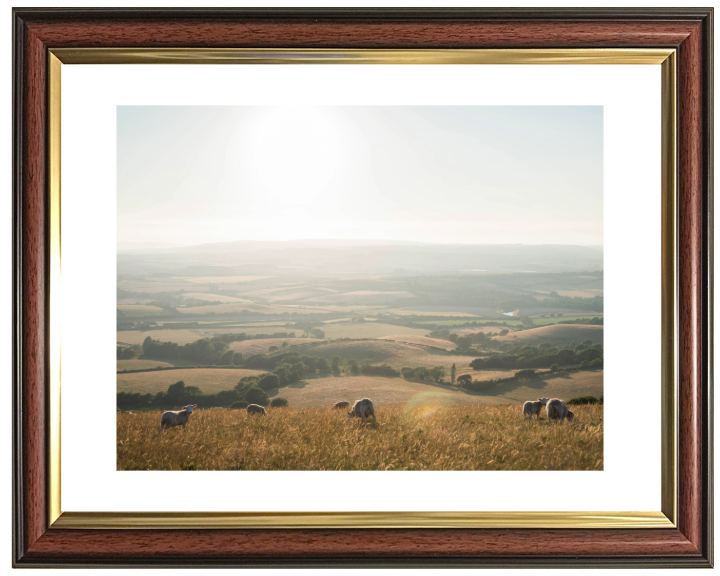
[118,106,602,247]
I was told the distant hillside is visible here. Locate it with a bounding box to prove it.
[493,324,603,345]
[118,240,603,275]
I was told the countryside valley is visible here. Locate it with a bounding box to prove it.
[117,241,604,470]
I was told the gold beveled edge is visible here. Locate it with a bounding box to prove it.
[46,47,679,530]
[48,52,62,527]
[52,511,674,530]
[660,51,678,525]
[49,47,675,66]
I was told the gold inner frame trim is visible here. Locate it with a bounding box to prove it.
[54,511,673,530]
[51,47,674,65]
[47,48,678,530]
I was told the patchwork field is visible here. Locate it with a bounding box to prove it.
[178,275,275,284]
[117,305,165,318]
[529,316,603,327]
[493,324,603,345]
[321,322,430,339]
[117,329,210,346]
[180,292,252,303]
[302,340,478,371]
[117,368,267,395]
[269,375,501,408]
[117,404,603,471]
[377,335,458,351]
[229,338,325,356]
[117,359,176,371]
[176,302,331,315]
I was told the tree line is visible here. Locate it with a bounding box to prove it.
[469,340,603,370]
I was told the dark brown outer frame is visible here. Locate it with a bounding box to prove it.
[12,8,713,568]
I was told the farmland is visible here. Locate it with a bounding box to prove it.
[117,368,267,395]
[297,340,480,372]
[320,322,430,339]
[229,338,325,356]
[266,374,513,408]
[493,324,603,345]
[117,241,604,470]
[377,335,459,351]
[117,329,210,346]
[117,359,176,371]
[117,404,603,471]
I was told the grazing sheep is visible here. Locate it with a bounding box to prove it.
[332,401,350,410]
[348,398,376,424]
[246,404,267,416]
[160,404,197,433]
[523,397,549,421]
[546,399,575,423]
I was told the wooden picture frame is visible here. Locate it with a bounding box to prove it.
[12,8,712,567]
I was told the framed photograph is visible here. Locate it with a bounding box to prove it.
[13,8,712,567]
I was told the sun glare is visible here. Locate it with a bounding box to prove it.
[240,107,351,207]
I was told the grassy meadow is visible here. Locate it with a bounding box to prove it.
[117,404,603,471]
[117,368,267,395]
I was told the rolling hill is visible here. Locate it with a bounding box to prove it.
[493,324,603,345]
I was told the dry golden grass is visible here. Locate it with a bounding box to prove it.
[116,304,165,318]
[117,329,208,346]
[271,375,508,408]
[117,368,266,395]
[117,359,175,371]
[117,405,603,471]
[321,322,430,339]
[493,324,603,345]
[229,338,324,356]
[303,340,478,371]
[181,292,251,303]
[377,335,457,351]
[489,371,604,404]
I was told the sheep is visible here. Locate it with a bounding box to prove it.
[347,398,376,424]
[159,404,197,433]
[523,397,549,421]
[546,399,575,423]
[332,401,350,410]
[246,404,267,416]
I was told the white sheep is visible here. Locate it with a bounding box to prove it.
[523,397,549,421]
[348,398,376,423]
[159,404,197,433]
[246,404,267,416]
[546,399,575,423]
[332,401,350,410]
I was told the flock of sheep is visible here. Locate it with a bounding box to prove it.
[158,397,573,434]
[522,397,575,423]
[159,398,377,433]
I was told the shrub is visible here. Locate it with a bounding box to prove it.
[258,373,280,391]
[589,357,603,368]
[270,397,288,408]
[243,387,270,406]
[514,369,536,380]
[580,360,590,368]
[567,396,600,406]
[456,374,472,387]
[550,364,560,372]
[229,401,249,409]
